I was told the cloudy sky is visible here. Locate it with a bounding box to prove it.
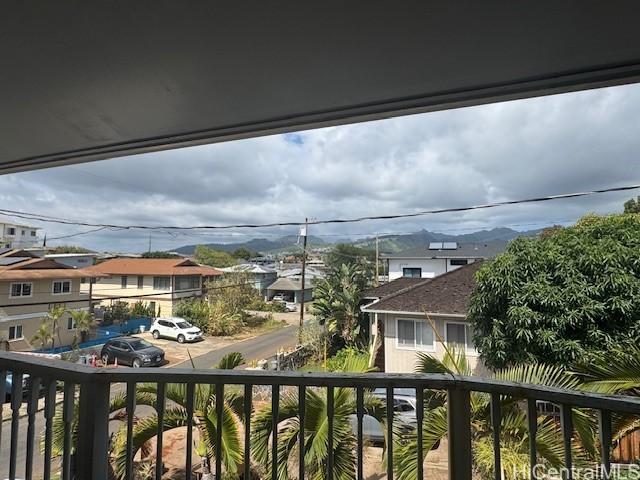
[1,83,639,253]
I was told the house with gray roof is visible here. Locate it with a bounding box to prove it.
[362,262,487,375]
[382,240,506,281]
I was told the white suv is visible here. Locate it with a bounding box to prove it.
[150,317,203,343]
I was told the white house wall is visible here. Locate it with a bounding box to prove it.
[388,258,477,280]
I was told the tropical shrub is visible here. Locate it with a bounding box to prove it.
[470,213,640,369]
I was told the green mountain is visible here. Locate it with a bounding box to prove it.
[173,227,541,256]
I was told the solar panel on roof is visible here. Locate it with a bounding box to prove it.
[442,242,458,250]
[428,242,443,250]
[0,257,30,266]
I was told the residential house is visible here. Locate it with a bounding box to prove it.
[0,248,105,351]
[45,252,98,269]
[84,258,223,317]
[266,277,314,303]
[362,261,485,375]
[0,219,40,249]
[382,241,505,280]
[218,263,278,299]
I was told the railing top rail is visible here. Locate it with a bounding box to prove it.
[1,351,640,414]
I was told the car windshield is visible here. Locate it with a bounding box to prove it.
[176,321,192,329]
[129,340,153,351]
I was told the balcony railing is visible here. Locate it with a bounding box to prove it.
[1,351,640,480]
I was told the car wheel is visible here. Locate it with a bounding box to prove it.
[177,334,185,344]
[101,353,110,365]
[152,330,160,339]
[132,358,142,368]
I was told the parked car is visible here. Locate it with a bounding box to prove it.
[348,389,418,444]
[272,294,287,302]
[150,317,203,343]
[3,372,28,403]
[283,301,297,312]
[100,337,165,367]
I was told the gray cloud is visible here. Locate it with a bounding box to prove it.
[1,83,639,252]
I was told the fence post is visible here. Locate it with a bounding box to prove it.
[447,387,472,480]
[76,378,110,480]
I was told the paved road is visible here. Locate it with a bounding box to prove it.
[0,325,297,479]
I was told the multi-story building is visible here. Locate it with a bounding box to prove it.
[85,258,223,317]
[0,248,105,351]
[382,241,506,280]
[0,220,41,249]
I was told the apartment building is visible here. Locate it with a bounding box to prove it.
[0,219,40,249]
[0,248,105,351]
[84,258,223,316]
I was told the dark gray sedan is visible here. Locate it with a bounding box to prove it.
[100,337,165,368]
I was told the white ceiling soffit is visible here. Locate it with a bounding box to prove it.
[2,1,640,174]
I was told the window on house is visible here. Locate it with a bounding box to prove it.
[175,276,200,290]
[450,259,468,266]
[153,276,171,290]
[30,230,36,237]
[397,319,434,350]
[53,280,71,294]
[67,317,76,330]
[8,325,23,340]
[121,276,128,289]
[137,276,144,289]
[7,227,15,235]
[402,267,422,278]
[10,282,32,297]
[445,322,475,352]
[21,230,25,235]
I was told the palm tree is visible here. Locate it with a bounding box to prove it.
[393,348,597,480]
[111,352,246,479]
[45,304,66,349]
[69,309,94,344]
[250,353,385,480]
[32,322,54,349]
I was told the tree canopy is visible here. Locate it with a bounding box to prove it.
[470,213,640,370]
[194,245,237,267]
[624,196,640,213]
[324,243,376,279]
[141,251,181,258]
[232,247,254,260]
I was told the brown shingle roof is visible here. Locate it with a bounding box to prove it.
[362,277,429,299]
[362,261,482,315]
[86,258,223,276]
[0,255,108,280]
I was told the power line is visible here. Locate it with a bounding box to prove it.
[0,183,638,232]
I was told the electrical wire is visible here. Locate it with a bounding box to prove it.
[0,183,638,231]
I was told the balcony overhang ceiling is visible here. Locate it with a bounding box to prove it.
[2,1,640,174]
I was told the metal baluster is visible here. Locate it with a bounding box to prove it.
[560,404,573,480]
[387,386,394,480]
[327,386,335,480]
[272,384,279,480]
[598,410,612,480]
[155,382,166,480]
[25,376,41,480]
[216,383,224,480]
[9,371,23,480]
[126,381,137,480]
[416,387,424,480]
[185,383,195,480]
[356,387,364,480]
[62,383,75,480]
[299,385,306,480]
[244,384,253,480]
[43,380,57,480]
[447,388,472,480]
[0,370,5,452]
[490,393,502,480]
[527,399,537,480]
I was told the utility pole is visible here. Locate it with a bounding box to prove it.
[298,218,308,340]
[148,233,152,253]
[375,234,379,286]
